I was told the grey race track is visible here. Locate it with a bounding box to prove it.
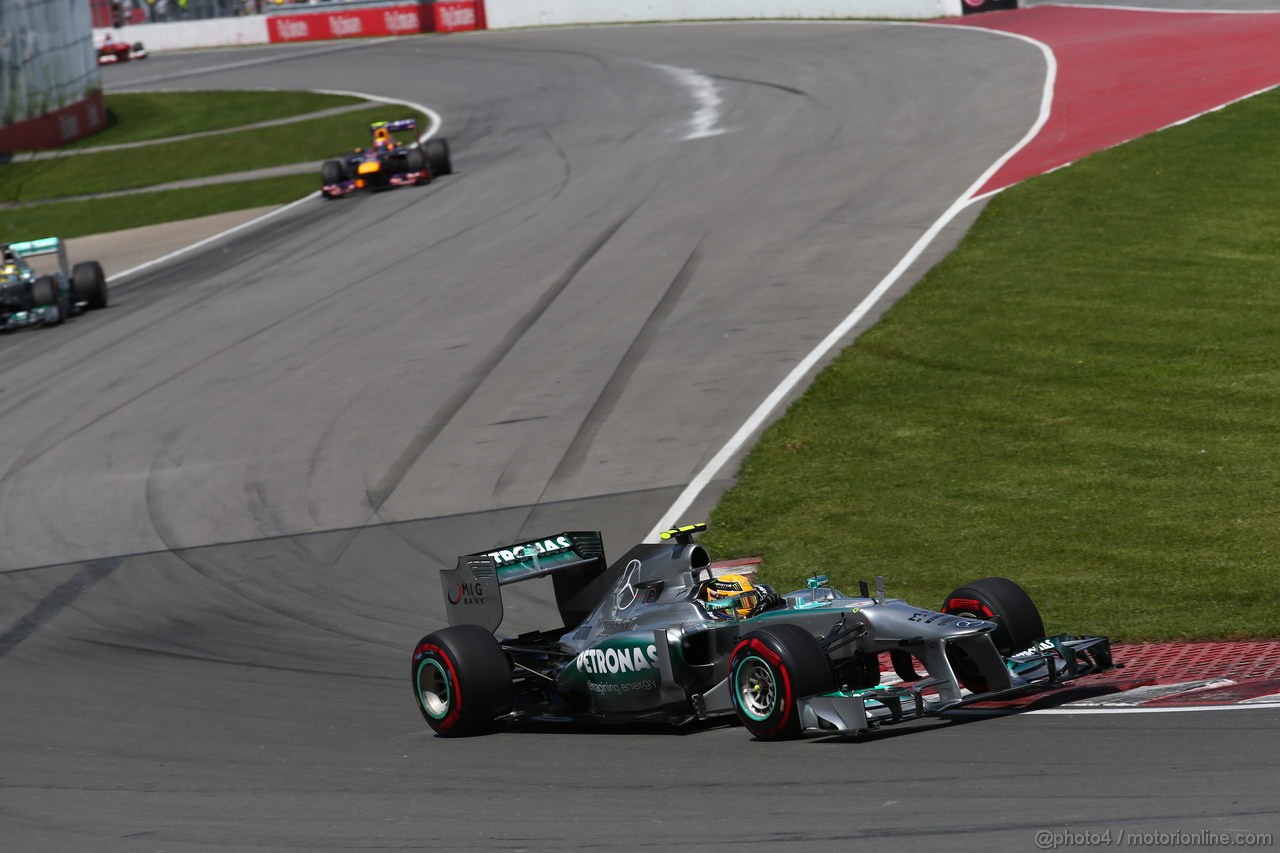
[3,20,1278,852]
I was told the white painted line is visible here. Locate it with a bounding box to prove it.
[1060,678,1235,707]
[948,700,1280,717]
[645,25,1058,541]
[107,90,444,284]
[648,11,1280,541]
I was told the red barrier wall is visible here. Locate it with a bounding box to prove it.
[266,1,483,43]
[0,93,107,153]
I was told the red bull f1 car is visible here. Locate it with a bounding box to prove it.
[410,523,1115,740]
[1,238,108,332]
[321,119,452,199]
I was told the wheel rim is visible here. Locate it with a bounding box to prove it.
[416,658,451,719]
[734,656,777,721]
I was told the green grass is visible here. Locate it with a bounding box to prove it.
[701,89,1280,642]
[0,90,431,236]
[63,90,366,149]
[0,174,320,243]
[1,105,429,203]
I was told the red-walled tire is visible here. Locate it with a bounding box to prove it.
[728,624,833,741]
[941,577,1045,656]
[411,625,512,737]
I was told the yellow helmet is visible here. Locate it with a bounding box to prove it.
[704,573,759,620]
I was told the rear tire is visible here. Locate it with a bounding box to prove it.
[405,147,428,182]
[941,577,1045,656]
[728,624,833,740]
[424,138,452,176]
[411,625,512,737]
[72,261,108,310]
[31,276,63,325]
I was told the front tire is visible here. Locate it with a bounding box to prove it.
[321,159,346,186]
[941,577,1045,656]
[411,625,513,737]
[728,624,834,740]
[72,261,108,310]
[424,138,452,176]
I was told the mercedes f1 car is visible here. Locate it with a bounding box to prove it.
[320,119,452,198]
[1,238,108,332]
[411,523,1115,740]
[96,32,148,65]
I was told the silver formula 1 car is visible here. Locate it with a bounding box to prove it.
[1,238,108,332]
[411,523,1114,740]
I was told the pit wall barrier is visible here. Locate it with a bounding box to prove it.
[90,0,1018,54]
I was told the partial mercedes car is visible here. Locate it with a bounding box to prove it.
[411,524,1114,740]
[321,119,452,198]
[1,238,108,332]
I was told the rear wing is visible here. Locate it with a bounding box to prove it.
[6,237,68,275]
[441,531,609,633]
[371,119,416,134]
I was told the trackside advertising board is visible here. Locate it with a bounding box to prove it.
[266,0,483,43]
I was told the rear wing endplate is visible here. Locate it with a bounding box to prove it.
[440,531,607,633]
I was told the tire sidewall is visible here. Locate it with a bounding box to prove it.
[728,624,832,740]
[72,261,108,310]
[410,624,512,737]
[941,577,1046,656]
[412,638,467,735]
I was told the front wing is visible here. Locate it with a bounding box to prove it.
[321,166,430,198]
[795,635,1114,736]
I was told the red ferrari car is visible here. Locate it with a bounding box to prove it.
[96,33,147,65]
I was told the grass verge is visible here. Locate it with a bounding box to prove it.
[1,104,430,203]
[63,90,367,149]
[701,89,1280,642]
[0,174,320,243]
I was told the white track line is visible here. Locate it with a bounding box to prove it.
[108,90,443,284]
[644,25,1058,541]
[949,700,1280,716]
[647,12,1280,539]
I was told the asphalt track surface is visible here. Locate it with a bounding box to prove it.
[4,8,1280,852]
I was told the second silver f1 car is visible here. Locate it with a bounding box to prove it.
[1,238,108,332]
[411,523,1114,740]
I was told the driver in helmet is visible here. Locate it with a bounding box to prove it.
[703,573,771,620]
[371,125,396,153]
